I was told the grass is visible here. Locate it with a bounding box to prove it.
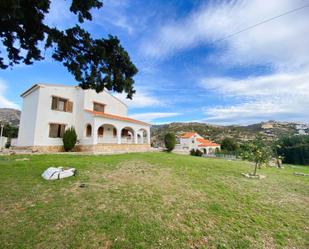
[0,152,308,249]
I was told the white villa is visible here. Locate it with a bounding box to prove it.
[175,132,220,155]
[16,83,151,153]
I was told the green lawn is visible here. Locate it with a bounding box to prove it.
[0,153,308,249]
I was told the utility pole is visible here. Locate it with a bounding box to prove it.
[0,124,4,150]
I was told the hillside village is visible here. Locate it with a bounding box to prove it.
[151,120,309,147]
[1,108,308,147]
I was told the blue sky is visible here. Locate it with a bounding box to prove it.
[1,0,309,124]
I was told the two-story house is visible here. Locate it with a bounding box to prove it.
[16,83,151,153]
[175,132,220,154]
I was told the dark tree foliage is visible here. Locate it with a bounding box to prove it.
[277,135,309,165]
[63,126,77,151]
[0,0,138,98]
[190,149,203,157]
[2,124,18,138]
[221,137,239,153]
[164,133,176,152]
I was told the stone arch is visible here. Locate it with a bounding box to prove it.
[97,124,118,144]
[137,128,148,144]
[120,126,135,144]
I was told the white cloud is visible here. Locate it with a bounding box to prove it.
[113,89,162,108]
[44,0,75,29]
[130,112,180,122]
[141,0,309,69]
[91,0,134,34]
[140,0,309,124]
[200,72,309,97]
[0,80,19,109]
[200,71,309,124]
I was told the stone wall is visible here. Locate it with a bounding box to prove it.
[13,143,151,154]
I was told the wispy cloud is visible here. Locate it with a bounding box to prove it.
[130,112,180,123]
[91,0,134,34]
[113,89,163,109]
[141,0,309,69]
[200,71,309,124]
[0,79,19,109]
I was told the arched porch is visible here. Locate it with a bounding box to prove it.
[97,124,118,144]
[137,128,149,144]
[121,127,135,144]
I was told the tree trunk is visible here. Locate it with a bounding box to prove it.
[276,157,282,168]
[253,162,258,176]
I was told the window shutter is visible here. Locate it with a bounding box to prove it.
[60,125,66,138]
[51,97,58,110]
[67,101,73,112]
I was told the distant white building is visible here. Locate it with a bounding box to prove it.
[17,83,151,153]
[175,132,220,154]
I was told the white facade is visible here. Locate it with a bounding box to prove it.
[17,84,150,149]
[175,132,220,155]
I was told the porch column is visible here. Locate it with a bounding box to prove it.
[134,130,138,144]
[147,127,151,144]
[117,128,121,144]
[93,120,99,145]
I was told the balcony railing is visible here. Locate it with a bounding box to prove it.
[97,136,118,144]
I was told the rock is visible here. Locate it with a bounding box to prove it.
[241,173,266,179]
[15,158,30,161]
[294,172,309,177]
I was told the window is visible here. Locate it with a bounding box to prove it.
[49,124,66,138]
[113,128,117,137]
[51,96,73,112]
[86,124,92,137]
[93,102,105,113]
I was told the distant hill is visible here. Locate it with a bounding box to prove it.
[151,121,308,146]
[0,108,21,127]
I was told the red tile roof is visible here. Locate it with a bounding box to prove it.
[84,109,150,126]
[180,132,197,138]
[197,138,220,147]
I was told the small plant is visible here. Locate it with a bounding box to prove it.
[241,135,272,176]
[195,149,203,157]
[190,148,196,156]
[190,149,203,157]
[164,133,176,152]
[5,140,11,149]
[63,127,77,152]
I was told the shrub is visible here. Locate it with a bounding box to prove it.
[221,137,239,153]
[63,127,77,152]
[164,133,176,152]
[190,148,196,156]
[190,149,203,157]
[5,140,11,149]
[276,135,309,165]
[195,149,203,157]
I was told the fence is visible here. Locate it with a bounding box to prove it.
[203,153,237,160]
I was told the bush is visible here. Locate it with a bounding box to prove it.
[5,140,11,149]
[63,127,77,152]
[164,133,176,152]
[195,149,203,157]
[276,135,309,165]
[221,137,239,153]
[190,149,203,157]
[190,148,196,156]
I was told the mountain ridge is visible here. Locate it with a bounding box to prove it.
[0,108,21,127]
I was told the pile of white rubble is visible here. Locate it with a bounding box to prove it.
[42,167,76,180]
